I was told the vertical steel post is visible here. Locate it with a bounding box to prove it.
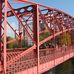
[4,0,7,73]
[0,0,2,61]
[33,5,40,74]
[0,1,3,73]
[18,20,22,48]
[15,30,16,38]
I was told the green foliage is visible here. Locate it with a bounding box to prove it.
[71,31,74,45]
[7,37,29,49]
[56,32,71,46]
[39,32,50,41]
[39,31,72,47]
[7,37,19,49]
[61,32,71,45]
[7,31,72,49]
[22,39,28,48]
[56,35,62,46]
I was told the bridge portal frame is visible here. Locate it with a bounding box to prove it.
[1,0,74,74]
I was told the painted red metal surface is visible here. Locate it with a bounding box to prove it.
[4,0,8,73]
[5,46,74,74]
[0,0,2,61]
[0,0,74,74]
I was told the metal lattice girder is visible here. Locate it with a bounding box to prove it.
[0,0,74,74]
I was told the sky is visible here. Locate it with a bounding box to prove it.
[7,0,74,37]
[10,0,74,16]
[29,0,74,17]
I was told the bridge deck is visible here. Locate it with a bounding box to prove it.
[16,46,74,74]
[0,46,73,74]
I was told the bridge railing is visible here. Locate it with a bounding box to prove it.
[5,45,74,74]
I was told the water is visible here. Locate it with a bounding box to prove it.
[42,58,74,74]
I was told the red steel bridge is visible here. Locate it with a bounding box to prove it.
[0,0,74,74]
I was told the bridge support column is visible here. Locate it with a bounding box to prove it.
[4,0,7,73]
[0,0,3,73]
[0,0,2,61]
[33,5,40,74]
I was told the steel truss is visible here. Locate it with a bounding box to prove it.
[0,0,74,74]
